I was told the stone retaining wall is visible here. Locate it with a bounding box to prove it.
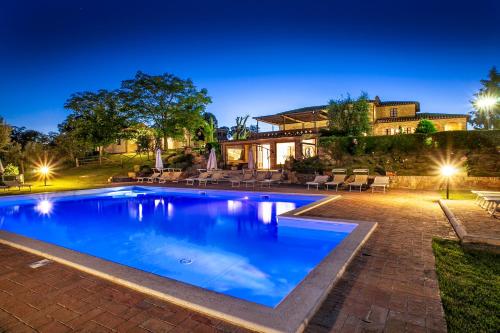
[389,175,500,190]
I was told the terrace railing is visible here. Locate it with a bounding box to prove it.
[248,128,319,139]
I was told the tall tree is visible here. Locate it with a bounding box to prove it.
[64,89,131,164]
[120,71,211,150]
[0,117,11,153]
[469,66,500,129]
[327,92,371,136]
[229,115,250,140]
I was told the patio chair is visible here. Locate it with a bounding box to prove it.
[243,172,268,188]
[201,171,226,185]
[371,176,390,193]
[146,171,162,183]
[3,180,32,191]
[259,172,283,188]
[231,172,254,187]
[325,174,347,191]
[483,197,500,217]
[306,175,330,190]
[157,172,172,183]
[185,172,211,186]
[348,174,368,192]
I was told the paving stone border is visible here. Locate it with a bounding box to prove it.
[438,199,500,252]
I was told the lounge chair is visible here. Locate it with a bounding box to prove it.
[348,174,368,192]
[201,171,226,185]
[371,176,390,193]
[259,172,283,188]
[185,172,211,186]
[231,172,254,187]
[3,180,32,191]
[482,197,500,216]
[146,171,162,183]
[325,174,347,191]
[243,172,268,188]
[306,175,330,190]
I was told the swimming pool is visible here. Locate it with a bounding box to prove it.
[0,186,375,332]
[0,186,353,306]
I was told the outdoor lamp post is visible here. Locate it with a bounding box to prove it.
[475,95,498,110]
[40,165,50,186]
[441,165,456,199]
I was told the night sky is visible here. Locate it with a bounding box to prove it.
[1,0,499,133]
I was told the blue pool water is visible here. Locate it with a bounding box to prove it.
[0,187,356,307]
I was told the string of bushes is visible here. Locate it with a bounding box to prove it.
[319,130,500,156]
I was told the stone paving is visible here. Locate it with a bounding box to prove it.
[443,199,500,239]
[0,186,456,332]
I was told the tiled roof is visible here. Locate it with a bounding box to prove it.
[259,100,420,118]
[376,113,468,123]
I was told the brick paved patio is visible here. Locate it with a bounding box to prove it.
[0,187,455,332]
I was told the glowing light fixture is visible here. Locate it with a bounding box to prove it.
[474,95,498,110]
[38,165,51,186]
[440,164,457,199]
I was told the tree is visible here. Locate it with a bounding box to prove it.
[229,115,250,140]
[64,89,131,164]
[120,71,211,150]
[0,117,11,153]
[414,119,437,134]
[10,127,50,148]
[469,66,500,129]
[327,92,371,136]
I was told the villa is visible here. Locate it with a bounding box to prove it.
[221,96,468,169]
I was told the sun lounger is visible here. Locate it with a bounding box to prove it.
[145,171,162,183]
[306,175,330,190]
[185,172,211,186]
[3,180,32,191]
[325,174,347,191]
[371,176,390,193]
[259,172,283,188]
[471,190,500,205]
[348,174,368,192]
[200,172,226,185]
[230,172,254,187]
[243,172,268,188]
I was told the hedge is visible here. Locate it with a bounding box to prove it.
[319,130,500,155]
[318,130,500,176]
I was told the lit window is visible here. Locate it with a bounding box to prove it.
[301,139,316,158]
[390,108,398,118]
[227,146,244,161]
[276,142,295,165]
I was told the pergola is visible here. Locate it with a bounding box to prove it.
[254,109,329,131]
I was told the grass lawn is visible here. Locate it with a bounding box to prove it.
[0,154,153,196]
[432,238,500,333]
[438,190,476,200]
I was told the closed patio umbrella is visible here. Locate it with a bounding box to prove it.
[155,149,163,171]
[207,148,217,170]
[247,147,255,170]
[0,159,4,181]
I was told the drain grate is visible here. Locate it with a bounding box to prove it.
[179,258,193,265]
[29,259,52,269]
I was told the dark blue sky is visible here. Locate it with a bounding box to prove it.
[1,0,499,133]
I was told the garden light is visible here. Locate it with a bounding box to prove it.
[474,95,498,110]
[37,164,52,186]
[440,164,457,199]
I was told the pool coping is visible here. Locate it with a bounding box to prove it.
[0,186,377,333]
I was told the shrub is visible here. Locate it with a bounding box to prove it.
[3,163,19,176]
[415,119,437,134]
[290,156,325,174]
